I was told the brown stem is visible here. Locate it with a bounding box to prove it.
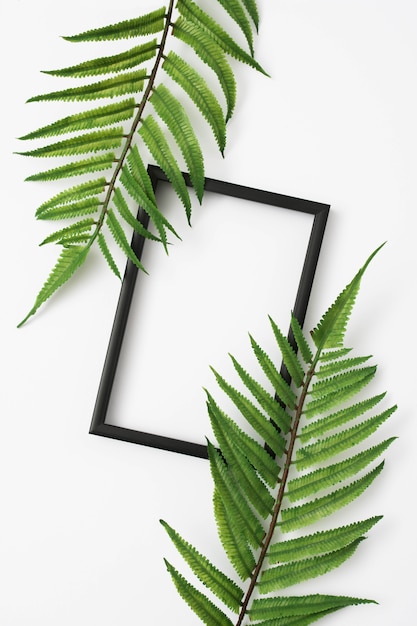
[235,367,315,626]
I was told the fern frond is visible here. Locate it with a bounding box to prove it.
[27,70,147,103]
[63,7,167,42]
[39,218,95,246]
[164,559,234,626]
[97,233,121,279]
[173,17,237,121]
[160,521,243,612]
[36,198,101,221]
[26,153,116,182]
[42,41,158,78]
[35,178,107,217]
[106,209,147,273]
[177,0,268,74]
[279,464,384,533]
[163,51,227,154]
[163,246,396,625]
[112,187,161,243]
[215,0,255,55]
[240,0,260,30]
[150,84,205,203]
[17,246,89,327]
[17,128,124,158]
[268,517,382,563]
[19,99,136,140]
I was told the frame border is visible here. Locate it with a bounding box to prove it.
[90,165,330,458]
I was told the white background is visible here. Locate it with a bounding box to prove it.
[1,1,415,624]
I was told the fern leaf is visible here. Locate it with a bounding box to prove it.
[97,233,121,279]
[311,244,385,350]
[206,393,280,487]
[215,0,255,55]
[106,209,147,273]
[209,367,289,450]
[290,315,313,364]
[173,17,237,121]
[250,594,375,622]
[39,218,95,246]
[163,51,226,154]
[309,365,376,399]
[269,316,305,386]
[43,40,158,78]
[17,246,89,327]
[231,354,295,425]
[177,0,268,74]
[213,488,256,580]
[319,348,352,362]
[112,187,160,243]
[287,438,395,501]
[36,198,101,221]
[207,393,275,517]
[279,464,384,533]
[300,393,387,442]
[17,128,124,158]
[208,441,265,548]
[315,355,372,378]
[296,406,397,470]
[303,370,376,418]
[27,70,146,103]
[139,115,192,218]
[268,517,382,564]
[160,521,243,612]
[150,84,205,203]
[35,178,107,217]
[63,7,166,42]
[19,99,136,140]
[240,0,260,30]
[26,153,116,182]
[259,539,365,593]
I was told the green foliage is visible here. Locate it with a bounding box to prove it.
[161,247,397,625]
[18,0,265,325]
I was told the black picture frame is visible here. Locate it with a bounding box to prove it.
[90,165,330,459]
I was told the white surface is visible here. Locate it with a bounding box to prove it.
[1,1,415,624]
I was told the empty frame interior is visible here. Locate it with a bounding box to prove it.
[91,167,329,458]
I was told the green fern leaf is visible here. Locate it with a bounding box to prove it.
[231,354,295,423]
[17,128,124,158]
[311,244,385,350]
[207,389,285,468]
[35,178,107,217]
[296,406,397,470]
[287,438,395,501]
[240,0,260,30]
[259,539,365,593]
[164,559,234,626]
[303,370,376,418]
[215,0,255,55]
[177,0,268,74]
[319,348,353,362]
[42,40,158,78]
[63,7,166,42]
[39,218,95,246]
[208,441,265,548]
[139,115,192,219]
[106,209,147,273]
[163,51,227,154]
[97,233,121,279]
[315,355,372,378]
[112,187,160,243]
[269,316,305,386]
[210,366,290,443]
[36,198,101,221]
[250,594,375,621]
[280,464,384,533]
[160,521,243,612]
[173,17,236,121]
[309,365,376,399]
[26,153,116,182]
[150,84,205,203]
[213,488,256,580]
[268,517,382,563]
[19,99,136,140]
[27,70,146,103]
[299,392,387,442]
[17,245,89,327]
[290,315,313,364]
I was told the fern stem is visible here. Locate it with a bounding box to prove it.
[235,367,316,626]
[89,0,176,240]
